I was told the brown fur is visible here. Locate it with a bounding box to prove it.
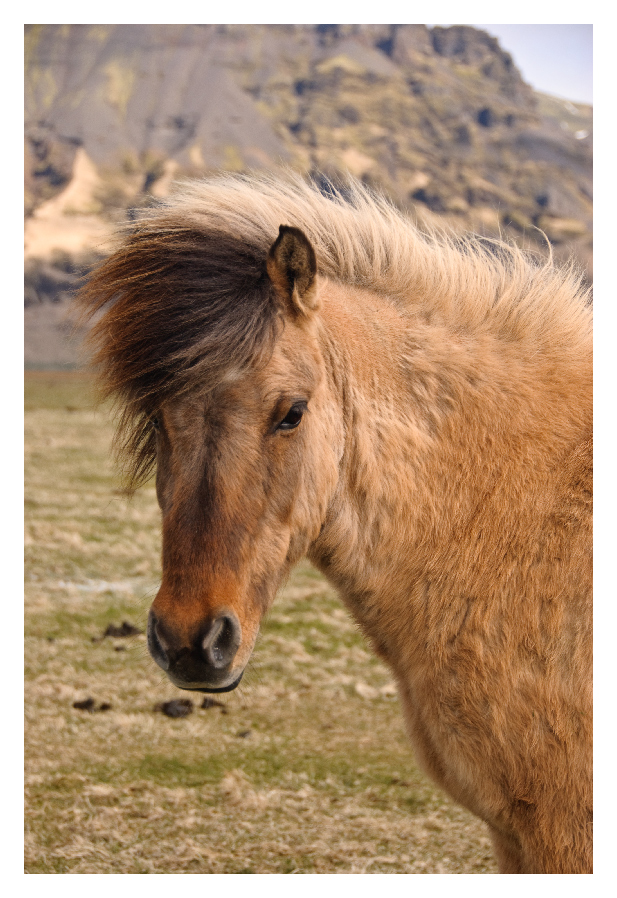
[78,172,592,873]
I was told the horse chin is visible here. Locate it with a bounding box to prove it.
[168,671,244,694]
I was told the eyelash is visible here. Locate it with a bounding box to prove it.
[276,402,307,431]
[152,406,306,436]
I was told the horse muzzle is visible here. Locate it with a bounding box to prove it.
[147,607,245,693]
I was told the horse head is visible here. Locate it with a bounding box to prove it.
[147,226,343,691]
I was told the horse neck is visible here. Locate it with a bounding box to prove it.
[311,279,591,601]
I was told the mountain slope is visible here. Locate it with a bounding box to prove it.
[24,24,592,367]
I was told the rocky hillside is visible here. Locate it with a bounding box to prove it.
[25,24,592,367]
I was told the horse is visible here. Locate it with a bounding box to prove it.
[77,172,592,874]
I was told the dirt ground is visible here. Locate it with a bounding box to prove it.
[24,371,497,873]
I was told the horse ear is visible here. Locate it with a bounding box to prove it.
[266,225,318,318]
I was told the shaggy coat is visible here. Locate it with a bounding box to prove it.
[78,173,592,874]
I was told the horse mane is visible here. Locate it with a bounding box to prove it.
[77,224,281,485]
[77,171,592,486]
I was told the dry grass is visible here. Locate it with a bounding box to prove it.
[24,371,497,874]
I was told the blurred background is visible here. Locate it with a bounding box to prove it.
[24,23,592,369]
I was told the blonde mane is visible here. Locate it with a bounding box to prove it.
[79,171,592,486]
[166,171,592,347]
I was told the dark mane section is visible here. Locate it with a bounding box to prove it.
[77,222,280,486]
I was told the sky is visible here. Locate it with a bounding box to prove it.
[449,24,593,105]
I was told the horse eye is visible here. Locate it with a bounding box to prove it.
[277,403,306,431]
[152,416,160,432]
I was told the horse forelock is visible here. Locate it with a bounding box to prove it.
[77,223,281,486]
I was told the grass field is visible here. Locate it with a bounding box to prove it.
[24,371,497,874]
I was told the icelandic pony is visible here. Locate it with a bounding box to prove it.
[78,173,592,873]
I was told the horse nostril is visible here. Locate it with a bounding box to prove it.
[201,612,242,670]
[147,610,170,671]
